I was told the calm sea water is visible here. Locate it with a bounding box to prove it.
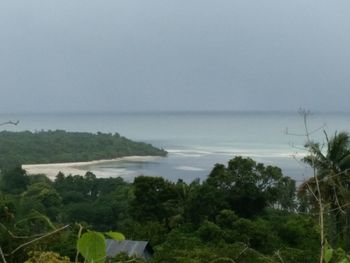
[1,111,350,183]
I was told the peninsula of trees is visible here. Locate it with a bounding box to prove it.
[0,130,167,168]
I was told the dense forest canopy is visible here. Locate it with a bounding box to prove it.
[0,156,322,263]
[0,130,167,168]
[1,131,350,262]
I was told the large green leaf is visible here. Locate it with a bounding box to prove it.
[105,231,125,241]
[77,231,106,263]
[324,246,333,263]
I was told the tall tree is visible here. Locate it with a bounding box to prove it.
[0,166,29,194]
[206,157,296,217]
[131,176,179,229]
[299,131,350,246]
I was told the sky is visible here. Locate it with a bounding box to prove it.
[0,0,349,113]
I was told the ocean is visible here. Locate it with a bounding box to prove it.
[2,111,350,183]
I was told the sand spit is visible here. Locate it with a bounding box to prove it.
[22,156,160,180]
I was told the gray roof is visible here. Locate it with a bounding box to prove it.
[106,239,151,258]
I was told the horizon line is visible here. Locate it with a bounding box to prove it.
[1,109,350,115]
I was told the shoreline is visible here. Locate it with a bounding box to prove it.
[22,155,162,180]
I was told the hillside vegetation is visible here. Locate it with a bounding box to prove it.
[1,131,350,262]
[0,130,167,167]
[0,157,320,263]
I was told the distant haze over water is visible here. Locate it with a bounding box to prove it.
[2,111,350,183]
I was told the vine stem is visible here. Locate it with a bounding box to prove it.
[0,246,7,263]
[75,224,83,263]
[301,110,325,263]
[5,225,69,257]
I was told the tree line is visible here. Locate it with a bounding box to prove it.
[0,130,167,168]
[1,131,350,262]
[0,156,318,262]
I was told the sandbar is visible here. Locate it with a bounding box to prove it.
[22,155,161,180]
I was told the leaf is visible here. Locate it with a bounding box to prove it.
[77,231,106,263]
[105,231,125,241]
[324,247,333,263]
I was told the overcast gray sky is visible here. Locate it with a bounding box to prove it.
[0,0,349,113]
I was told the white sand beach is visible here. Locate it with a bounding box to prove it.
[22,156,160,180]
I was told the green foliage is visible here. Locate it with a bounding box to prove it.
[20,182,62,219]
[121,219,168,246]
[158,228,202,250]
[198,220,223,243]
[77,231,106,263]
[322,245,350,263]
[0,130,167,168]
[270,247,319,263]
[0,156,324,262]
[235,218,277,252]
[46,224,82,260]
[54,173,130,231]
[77,230,125,263]
[131,176,179,226]
[215,209,238,228]
[301,131,350,248]
[110,252,146,262]
[185,181,227,224]
[105,231,125,241]
[278,214,319,250]
[206,157,296,217]
[0,193,15,222]
[152,242,273,263]
[16,210,56,230]
[325,245,334,263]
[24,251,73,263]
[0,166,29,194]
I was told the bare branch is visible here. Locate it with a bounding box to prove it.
[0,223,52,240]
[0,121,19,126]
[333,182,346,214]
[306,181,319,202]
[297,109,325,263]
[285,124,327,137]
[274,250,285,263]
[0,246,7,263]
[75,224,83,263]
[5,225,69,257]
